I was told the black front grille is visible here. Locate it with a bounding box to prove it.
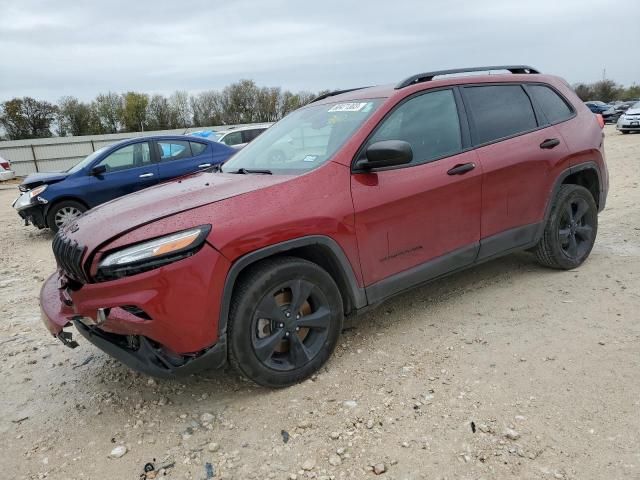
[52,232,88,283]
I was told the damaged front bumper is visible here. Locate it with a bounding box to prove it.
[39,270,228,378]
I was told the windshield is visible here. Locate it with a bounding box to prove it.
[66,146,109,174]
[221,99,382,174]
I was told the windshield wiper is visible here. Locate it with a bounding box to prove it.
[228,168,272,175]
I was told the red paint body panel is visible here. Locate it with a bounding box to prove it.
[351,150,482,284]
[42,244,229,354]
[477,125,570,238]
[39,71,609,367]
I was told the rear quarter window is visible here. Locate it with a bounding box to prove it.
[528,84,574,124]
[464,85,537,145]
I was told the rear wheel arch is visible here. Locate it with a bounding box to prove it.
[218,236,367,337]
[561,166,601,208]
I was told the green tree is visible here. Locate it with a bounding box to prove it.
[94,92,123,133]
[122,92,149,132]
[0,97,57,139]
[58,96,93,136]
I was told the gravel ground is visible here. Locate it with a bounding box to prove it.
[1,126,639,480]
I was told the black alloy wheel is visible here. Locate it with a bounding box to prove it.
[228,257,343,387]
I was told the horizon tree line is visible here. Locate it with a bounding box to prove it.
[0,79,324,141]
[1,78,639,141]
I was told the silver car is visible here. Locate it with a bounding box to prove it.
[616,101,640,133]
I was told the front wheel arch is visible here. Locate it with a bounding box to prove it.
[45,198,89,231]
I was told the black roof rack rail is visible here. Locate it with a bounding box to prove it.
[395,65,540,89]
[310,87,370,103]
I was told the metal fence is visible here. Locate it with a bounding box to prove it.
[0,124,259,176]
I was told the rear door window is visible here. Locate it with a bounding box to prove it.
[242,128,266,143]
[157,141,192,161]
[220,131,243,145]
[464,85,537,145]
[189,141,207,156]
[528,85,574,124]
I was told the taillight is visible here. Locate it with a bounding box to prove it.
[0,161,9,170]
[595,113,605,129]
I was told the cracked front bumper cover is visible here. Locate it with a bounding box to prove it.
[73,319,227,378]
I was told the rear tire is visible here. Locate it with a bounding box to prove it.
[228,256,343,388]
[534,184,598,270]
[46,200,87,233]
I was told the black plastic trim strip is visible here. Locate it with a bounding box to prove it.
[365,243,479,305]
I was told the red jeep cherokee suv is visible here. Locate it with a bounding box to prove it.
[41,66,608,387]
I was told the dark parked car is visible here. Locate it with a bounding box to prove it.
[585,101,618,123]
[41,65,608,387]
[13,135,235,232]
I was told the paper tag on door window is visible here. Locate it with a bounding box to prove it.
[328,102,368,112]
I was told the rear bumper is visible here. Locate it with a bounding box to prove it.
[39,244,231,377]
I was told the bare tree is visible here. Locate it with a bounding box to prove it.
[147,94,172,130]
[169,90,191,129]
[190,90,224,127]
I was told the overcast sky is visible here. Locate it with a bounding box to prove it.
[1,0,638,102]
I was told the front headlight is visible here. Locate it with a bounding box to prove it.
[96,225,211,281]
[29,184,48,198]
[13,185,48,210]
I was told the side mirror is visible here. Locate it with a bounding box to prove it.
[355,140,413,171]
[91,165,107,176]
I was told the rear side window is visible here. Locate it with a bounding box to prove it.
[158,141,192,161]
[221,131,243,145]
[528,85,573,124]
[367,89,462,165]
[190,142,207,156]
[242,128,265,143]
[464,85,537,144]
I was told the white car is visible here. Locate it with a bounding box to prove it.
[616,101,640,134]
[191,124,272,146]
[0,156,15,181]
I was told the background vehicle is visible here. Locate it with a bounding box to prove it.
[0,156,15,181]
[41,66,608,388]
[616,101,640,133]
[585,101,618,123]
[191,125,271,146]
[13,135,235,232]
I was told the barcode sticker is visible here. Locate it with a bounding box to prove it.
[328,102,368,112]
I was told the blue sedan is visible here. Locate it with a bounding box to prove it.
[12,135,235,232]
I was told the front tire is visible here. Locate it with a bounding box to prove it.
[46,200,87,233]
[228,257,343,388]
[534,184,598,270]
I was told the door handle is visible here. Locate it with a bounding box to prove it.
[198,163,212,168]
[540,138,560,149]
[447,162,476,175]
[139,173,154,178]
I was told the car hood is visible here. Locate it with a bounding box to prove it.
[20,171,69,190]
[625,107,640,115]
[67,170,292,247]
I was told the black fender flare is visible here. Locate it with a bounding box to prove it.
[535,161,604,241]
[217,235,367,336]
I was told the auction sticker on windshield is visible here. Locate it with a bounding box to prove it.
[328,102,369,112]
